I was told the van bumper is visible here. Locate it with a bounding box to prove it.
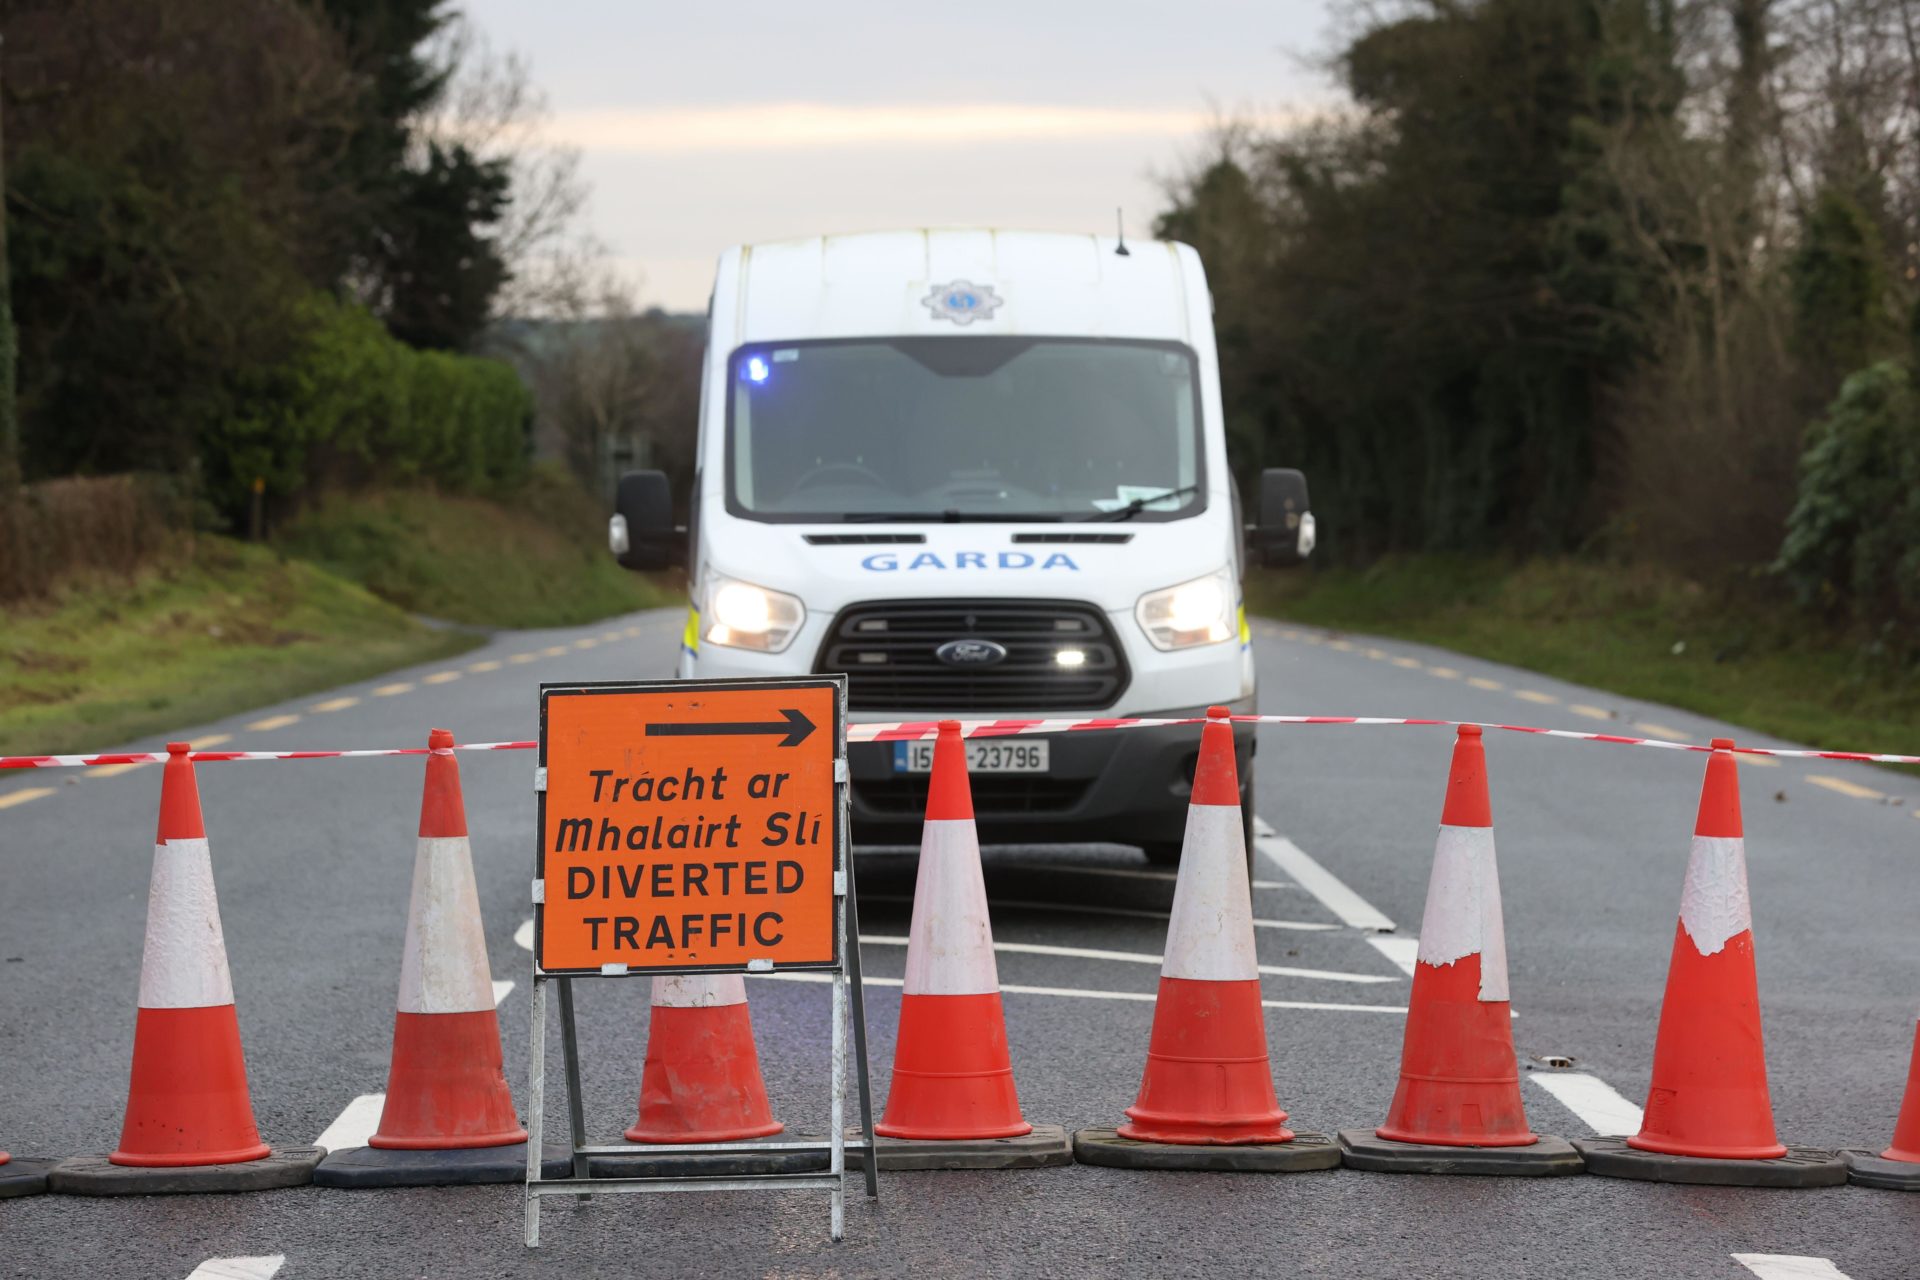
[845,697,1255,848]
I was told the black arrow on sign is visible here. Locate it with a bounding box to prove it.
[645,707,816,748]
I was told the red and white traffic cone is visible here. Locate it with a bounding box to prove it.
[1338,726,1578,1175]
[370,729,526,1150]
[111,743,272,1169]
[875,720,1036,1146]
[1075,707,1336,1171]
[1577,739,1845,1187]
[1845,1016,1920,1189]
[626,974,783,1143]
[50,744,319,1193]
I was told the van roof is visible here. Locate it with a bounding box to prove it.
[717,228,1204,345]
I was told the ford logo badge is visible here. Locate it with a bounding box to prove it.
[936,638,1008,667]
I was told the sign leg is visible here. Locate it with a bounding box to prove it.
[525,978,546,1248]
[843,853,879,1199]
[557,977,592,1200]
[830,968,848,1243]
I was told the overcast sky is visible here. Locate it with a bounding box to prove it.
[461,1,1342,311]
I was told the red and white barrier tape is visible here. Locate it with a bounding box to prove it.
[2,715,1915,769]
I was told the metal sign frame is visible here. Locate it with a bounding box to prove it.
[524,675,876,1247]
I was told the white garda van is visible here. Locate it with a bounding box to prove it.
[610,229,1313,864]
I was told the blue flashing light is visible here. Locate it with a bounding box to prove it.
[745,356,770,384]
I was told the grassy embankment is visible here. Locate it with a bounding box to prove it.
[1247,556,1919,759]
[1,474,676,755]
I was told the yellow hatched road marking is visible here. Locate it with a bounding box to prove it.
[0,787,56,810]
[1808,775,1884,801]
[373,682,413,697]
[1568,704,1612,721]
[1467,676,1504,691]
[247,714,300,731]
[424,671,462,685]
[311,697,359,713]
[468,660,502,673]
[1513,690,1558,705]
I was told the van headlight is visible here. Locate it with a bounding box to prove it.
[704,576,805,652]
[1136,567,1235,650]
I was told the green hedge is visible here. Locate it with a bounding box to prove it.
[1776,360,1920,645]
[207,293,530,516]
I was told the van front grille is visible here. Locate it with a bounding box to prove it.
[816,598,1127,711]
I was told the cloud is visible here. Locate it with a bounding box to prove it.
[548,102,1228,153]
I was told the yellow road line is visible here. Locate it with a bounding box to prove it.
[311,696,359,713]
[1733,752,1780,768]
[423,671,462,685]
[247,714,300,731]
[1328,640,1355,652]
[373,682,414,697]
[1634,722,1690,741]
[601,631,623,641]
[85,762,150,779]
[1567,704,1612,721]
[573,638,599,650]
[1428,666,1461,679]
[543,645,568,657]
[0,787,55,810]
[196,734,232,749]
[508,652,539,664]
[1391,656,1423,669]
[1278,628,1300,641]
[1513,690,1558,705]
[468,660,502,673]
[1467,676,1503,691]
[1362,647,1388,660]
[624,626,642,637]
[1808,775,1884,801]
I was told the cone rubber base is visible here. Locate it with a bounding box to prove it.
[0,1157,54,1198]
[1073,1127,1338,1173]
[849,1124,1072,1171]
[1573,1136,1845,1187]
[313,1142,572,1188]
[587,1138,830,1180]
[1338,1129,1582,1176]
[51,1146,321,1195]
[1844,1150,1920,1191]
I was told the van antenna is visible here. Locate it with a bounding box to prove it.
[1114,207,1131,256]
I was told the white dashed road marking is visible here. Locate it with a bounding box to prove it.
[859,934,1399,984]
[1366,935,1421,977]
[755,970,1404,1014]
[1252,820,1396,932]
[315,1092,385,1151]
[1528,1071,1644,1136]
[185,1257,285,1280]
[1732,1255,1854,1280]
[492,979,515,1005]
[515,918,534,951]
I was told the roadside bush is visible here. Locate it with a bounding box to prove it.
[0,474,192,601]
[210,293,532,520]
[1775,361,1920,646]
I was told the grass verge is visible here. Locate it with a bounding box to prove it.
[276,467,676,628]
[0,539,479,755]
[1247,555,1920,760]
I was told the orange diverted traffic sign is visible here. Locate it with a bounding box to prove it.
[536,677,844,975]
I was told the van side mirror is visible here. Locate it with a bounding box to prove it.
[1251,468,1315,568]
[610,470,682,571]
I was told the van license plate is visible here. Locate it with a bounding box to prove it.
[893,740,1049,774]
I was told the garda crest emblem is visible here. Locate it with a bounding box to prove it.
[922,280,1003,325]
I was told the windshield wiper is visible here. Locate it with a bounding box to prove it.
[1087,483,1200,522]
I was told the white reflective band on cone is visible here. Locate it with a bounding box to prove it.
[396,835,496,1015]
[1160,805,1258,982]
[1679,835,1753,956]
[138,838,236,1009]
[1415,824,1510,1002]
[902,818,999,996]
[654,974,748,1008]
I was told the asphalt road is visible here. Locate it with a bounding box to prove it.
[1,607,1916,1278]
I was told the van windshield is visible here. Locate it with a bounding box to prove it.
[725,337,1204,522]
